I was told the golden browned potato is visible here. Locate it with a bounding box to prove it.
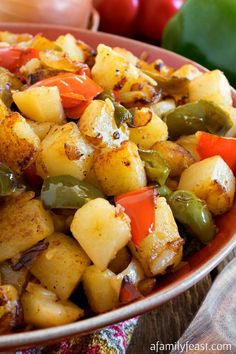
[173,64,201,80]
[178,156,235,215]
[0,31,32,44]
[0,112,40,175]
[93,141,147,196]
[129,197,183,277]
[22,282,83,328]
[118,258,145,285]
[36,122,94,180]
[0,285,21,334]
[13,86,65,123]
[189,70,232,106]
[79,99,129,148]
[129,108,168,149]
[71,198,131,271]
[176,135,199,161]
[26,120,55,140]
[151,140,195,177]
[91,44,156,93]
[113,47,139,65]
[31,232,91,301]
[151,98,176,117]
[0,192,54,262]
[0,98,10,120]
[83,265,121,313]
[55,34,85,62]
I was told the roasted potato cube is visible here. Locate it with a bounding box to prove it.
[0,285,22,334]
[31,232,91,301]
[13,86,65,123]
[22,282,83,328]
[93,141,147,196]
[151,140,195,177]
[0,67,22,107]
[0,112,40,175]
[129,197,183,277]
[71,198,131,271]
[178,156,235,215]
[151,98,176,117]
[36,122,94,180]
[0,31,32,44]
[176,135,199,161]
[129,108,168,149]
[91,44,156,93]
[113,47,138,65]
[55,34,85,62]
[79,99,129,148]
[118,258,145,285]
[83,265,121,313]
[26,120,55,140]
[173,64,201,80]
[223,106,236,137]
[84,165,103,190]
[189,70,232,106]
[0,193,54,262]
[0,98,10,120]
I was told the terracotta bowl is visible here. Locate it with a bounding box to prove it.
[0,23,235,351]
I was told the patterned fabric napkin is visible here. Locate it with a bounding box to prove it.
[17,317,139,354]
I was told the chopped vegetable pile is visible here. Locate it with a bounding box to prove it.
[0,31,235,332]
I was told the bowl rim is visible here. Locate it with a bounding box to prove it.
[0,23,235,350]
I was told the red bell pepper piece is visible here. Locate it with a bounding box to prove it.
[115,186,156,247]
[24,163,43,188]
[65,101,91,119]
[196,131,236,174]
[119,276,142,304]
[30,73,103,108]
[0,47,39,72]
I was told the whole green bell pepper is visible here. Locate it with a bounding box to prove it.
[162,0,236,87]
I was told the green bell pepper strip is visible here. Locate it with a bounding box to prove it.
[163,100,233,140]
[162,0,236,87]
[168,190,216,244]
[139,149,170,186]
[41,175,104,209]
[0,163,17,196]
[142,70,189,96]
[97,89,133,127]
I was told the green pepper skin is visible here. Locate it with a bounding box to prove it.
[162,0,236,87]
[143,70,189,96]
[97,90,115,102]
[164,100,233,140]
[139,149,170,186]
[97,89,133,127]
[114,103,133,127]
[0,163,17,196]
[156,185,172,199]
[168,190,216,244]
[41,175,104,209]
